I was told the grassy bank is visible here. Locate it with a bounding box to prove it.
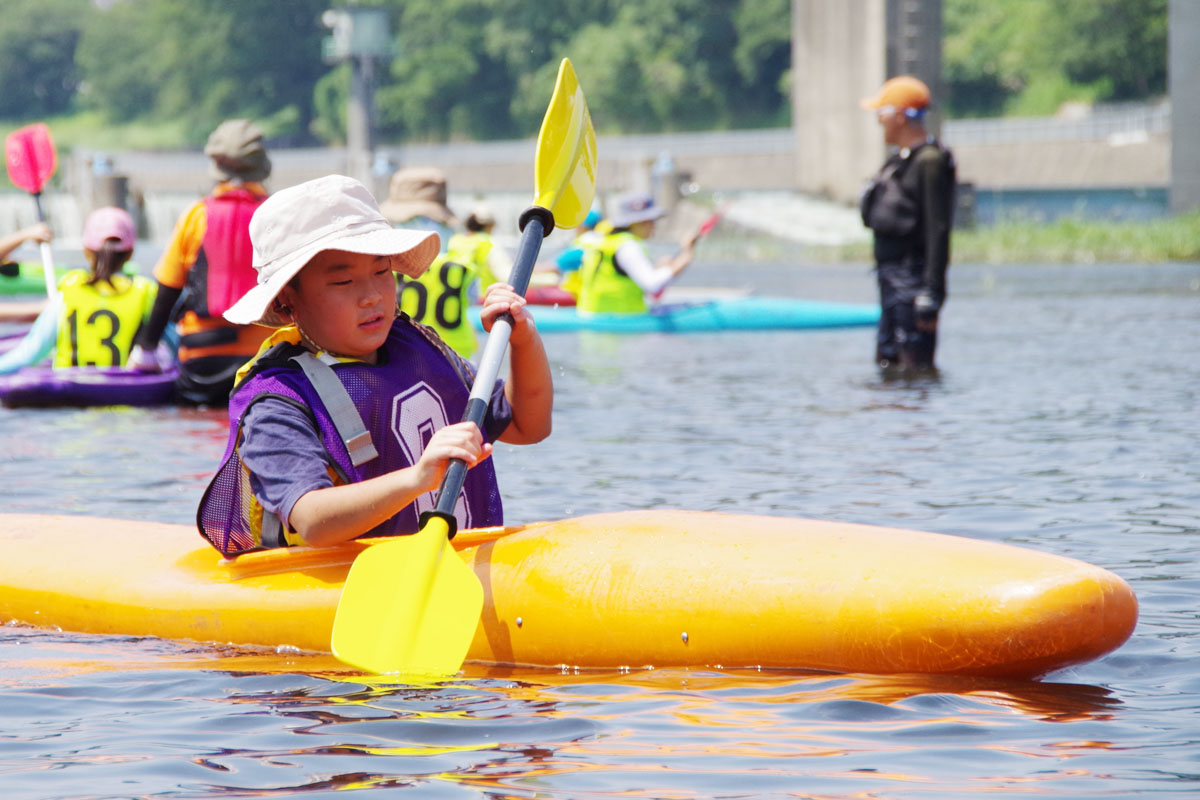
[812,212,1200,264]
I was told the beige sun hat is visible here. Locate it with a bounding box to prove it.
[379,166,459,226]
[223,174,440,327]
[204,119,272,183]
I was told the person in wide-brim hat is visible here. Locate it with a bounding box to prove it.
[379,166,459,227]
[224,175,440,327]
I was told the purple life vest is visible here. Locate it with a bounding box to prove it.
[196,318,504,554]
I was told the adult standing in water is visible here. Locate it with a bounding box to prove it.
[859,76,956,372]
[129,119,273,404]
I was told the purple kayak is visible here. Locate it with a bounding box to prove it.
[0,330,29,355]
[0,365,177,408]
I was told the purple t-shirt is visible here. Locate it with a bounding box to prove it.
[240,381,512,529]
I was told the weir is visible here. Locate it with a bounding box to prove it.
[1,0,1187,242]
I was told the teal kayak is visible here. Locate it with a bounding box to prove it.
[470,296,880,333]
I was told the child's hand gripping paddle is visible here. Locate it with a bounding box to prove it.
[331,58,597,676]
[649,206,728,302]
[4,124,59,298]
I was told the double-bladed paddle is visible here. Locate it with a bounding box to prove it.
[4,123,59,298]
[331,58,597,676]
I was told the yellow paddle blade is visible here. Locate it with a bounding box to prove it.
[331,517,483,676]
[534,58,597,229]
[331,58,596,677]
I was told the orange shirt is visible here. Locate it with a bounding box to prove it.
[154,182,271,361]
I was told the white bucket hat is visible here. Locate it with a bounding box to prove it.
[608,191,667,229]
[224,174,441,327]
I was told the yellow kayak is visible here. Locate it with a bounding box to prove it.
[0,510,1137,678]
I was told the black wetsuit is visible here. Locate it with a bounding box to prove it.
[861,140,956,370]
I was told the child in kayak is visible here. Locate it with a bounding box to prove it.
[576,192,697,314]
[398,204,514,360]
[552,205,604,296]
[197,174,552,554]
[0,208,162,374]
[0,222,55,323]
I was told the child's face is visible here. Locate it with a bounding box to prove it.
[280,249,398,360]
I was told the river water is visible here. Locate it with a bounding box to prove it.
[0,255,1198,798]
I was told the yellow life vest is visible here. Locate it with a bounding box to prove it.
[398,254,479,358]
[559,230,604,297]
[577,231,648,314]
[561,268,582,297]
[448,232,503,291]
[54,269,156,368]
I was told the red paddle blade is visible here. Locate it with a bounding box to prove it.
[697,208,726,237]
[5,123,57,195]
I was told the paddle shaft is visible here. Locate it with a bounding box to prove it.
[31,192,56,297]
[5,125,59,299]
[422,207,553,535]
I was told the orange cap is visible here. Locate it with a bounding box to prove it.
[860,76,931,111]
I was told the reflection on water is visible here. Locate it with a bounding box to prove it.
[0,260,1198,797]
[0,630,1134,798]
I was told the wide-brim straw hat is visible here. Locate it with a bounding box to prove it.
[224,174,440,327]
[379,166,459,226]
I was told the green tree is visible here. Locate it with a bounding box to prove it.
[0,0,92,119]
[732,0,792,126]
[365,0,787,142]
[77,0,328,144]
[944,0,1167,117]
[311,64,351,145]
[1050,0,1167,101]
[75,0,162,122]
[374,0,597,141]
[517,0,743,134]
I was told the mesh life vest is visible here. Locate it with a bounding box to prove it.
[185,189,265,319]
[196,317,504,555]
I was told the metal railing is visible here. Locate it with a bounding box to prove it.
[942,102,1170,145]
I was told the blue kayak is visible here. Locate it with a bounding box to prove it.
[470,297,880,334]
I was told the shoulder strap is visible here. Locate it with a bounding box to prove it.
[290,351,379,467]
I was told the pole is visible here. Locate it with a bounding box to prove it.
[347,55,375,188]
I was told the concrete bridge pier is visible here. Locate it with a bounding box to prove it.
[792,0,943,206]
[1170,0,1200,213]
